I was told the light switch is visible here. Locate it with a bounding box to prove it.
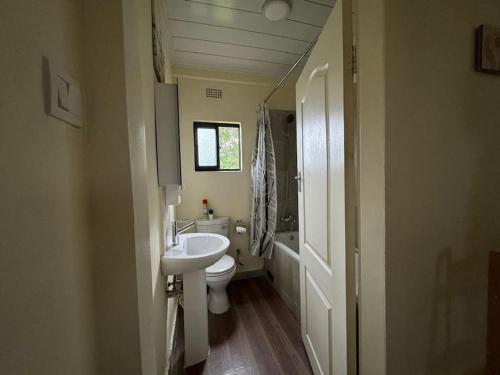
[47,58,83,128]
[57,76,70,111]
[68,83,82,118]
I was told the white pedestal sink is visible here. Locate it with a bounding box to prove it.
[161,233,230,367]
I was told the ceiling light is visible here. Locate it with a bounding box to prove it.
[262,0,290,22]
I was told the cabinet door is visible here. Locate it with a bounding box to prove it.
[155,83,181,187]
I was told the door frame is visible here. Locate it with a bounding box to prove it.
[355,0,388,374]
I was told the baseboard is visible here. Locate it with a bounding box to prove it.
[233,268,265,281]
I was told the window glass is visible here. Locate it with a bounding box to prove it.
[219,126,240,170]
[196,127,217,167]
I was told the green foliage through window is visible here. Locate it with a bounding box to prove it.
[219,127,240,170]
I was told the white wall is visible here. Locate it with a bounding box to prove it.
[357,0,387,373]
[83,0,143,373]
[175,68,296,272]
[1,1,178,374]
[85,0,177,373]
[105,0,179,374]
[0,1,96,374]
[122,1,158,373]
[122,0,179,373]
[384,0,500,373]
[151,0,179,370]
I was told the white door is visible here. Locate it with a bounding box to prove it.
[296,1,356,374]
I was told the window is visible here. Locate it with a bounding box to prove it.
[194,122,241,171]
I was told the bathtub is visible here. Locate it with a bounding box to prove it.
[264,231,300,320]
[274,231,299,258]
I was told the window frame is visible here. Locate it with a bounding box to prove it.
[193,122,241,172]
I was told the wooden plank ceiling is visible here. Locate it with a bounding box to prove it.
[165,0,335,77]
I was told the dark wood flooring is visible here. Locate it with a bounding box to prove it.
[170,277,313,375]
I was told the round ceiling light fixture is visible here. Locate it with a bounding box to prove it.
[262,0,291,22]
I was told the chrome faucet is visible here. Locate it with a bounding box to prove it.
[171,219,196,246]
[280,214,296,231]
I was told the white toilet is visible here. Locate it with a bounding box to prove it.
[195,217,236,314]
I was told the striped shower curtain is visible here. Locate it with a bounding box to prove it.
[250,103,277,259]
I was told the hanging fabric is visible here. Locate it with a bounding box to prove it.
[250,103,277,259]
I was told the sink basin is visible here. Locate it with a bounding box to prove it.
[161,232,230,275]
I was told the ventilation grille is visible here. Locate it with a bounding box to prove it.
[205,88,223,99]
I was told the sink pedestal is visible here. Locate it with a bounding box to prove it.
[183,269,209,367]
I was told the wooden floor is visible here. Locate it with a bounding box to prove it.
[170,277,313,375]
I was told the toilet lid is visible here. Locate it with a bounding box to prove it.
[206,255,235,275]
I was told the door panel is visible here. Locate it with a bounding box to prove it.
[302,72,329,265]
[305,270,332,375]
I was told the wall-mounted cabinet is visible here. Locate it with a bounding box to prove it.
[155,82,181,186]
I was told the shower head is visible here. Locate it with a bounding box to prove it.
[284,113,295,137]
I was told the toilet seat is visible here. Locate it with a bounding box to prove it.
[206,266,236,280]
[206,255,235,278]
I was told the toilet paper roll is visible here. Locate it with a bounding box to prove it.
[236,226,247,234]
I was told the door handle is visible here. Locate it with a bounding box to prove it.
[295,172,302,193]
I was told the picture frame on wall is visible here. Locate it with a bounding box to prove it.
[476,25,500,74]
